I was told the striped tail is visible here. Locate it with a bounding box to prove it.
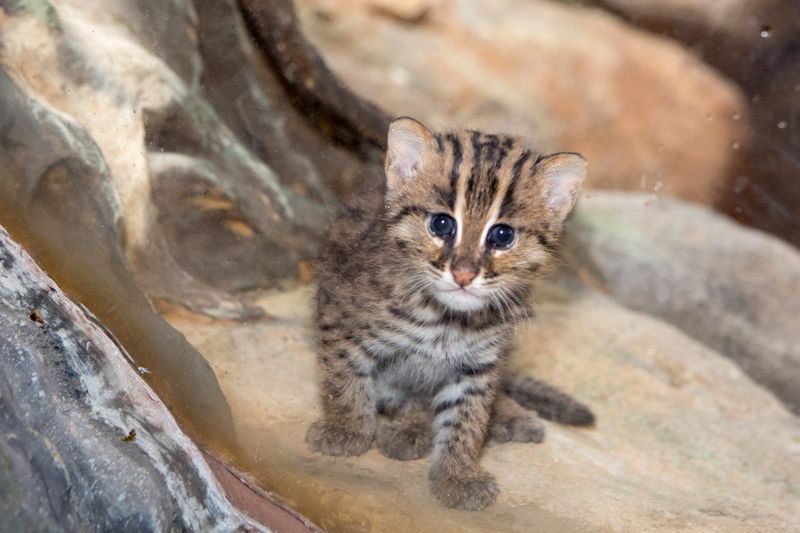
[503,375,595,427]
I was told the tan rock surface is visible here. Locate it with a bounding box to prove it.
[296,0,749,204]
[166,280,800,532]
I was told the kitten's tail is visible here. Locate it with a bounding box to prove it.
[503,375,596,427]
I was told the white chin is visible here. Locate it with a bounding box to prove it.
[433,289,487,312]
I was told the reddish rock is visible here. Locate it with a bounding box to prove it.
[572,0,800,248]
[297,0,750,205]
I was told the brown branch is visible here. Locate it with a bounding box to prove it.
[238,0,392,155]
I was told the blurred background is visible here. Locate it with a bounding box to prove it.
[298,0,800,241]
[0,0,798,531]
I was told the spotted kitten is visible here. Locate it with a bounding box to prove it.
[307,117,594,511]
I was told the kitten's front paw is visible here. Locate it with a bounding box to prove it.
[490,413,545,444]
[376,417,432,461]
[429,465,499,511]
[306,418,374,457]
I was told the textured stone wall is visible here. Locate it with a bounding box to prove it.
[0,226,265,531]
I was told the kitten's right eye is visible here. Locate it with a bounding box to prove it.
[429,213,456,239]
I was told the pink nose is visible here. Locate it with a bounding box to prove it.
[453,269,478,287]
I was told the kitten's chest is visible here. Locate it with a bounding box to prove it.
[372,318,504,393]
[368,303,507,366]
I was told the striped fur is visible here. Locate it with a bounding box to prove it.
[307,117,592,511]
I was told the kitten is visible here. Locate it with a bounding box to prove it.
[307,117,594,511]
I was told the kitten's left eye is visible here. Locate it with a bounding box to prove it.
[429,213,456,239]
[486,224,515,249]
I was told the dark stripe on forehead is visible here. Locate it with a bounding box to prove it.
[433,185,451,207]
[446,133,462,210]
[484,134,500,159]
[494,137,514,171]
[481,135,512,209]
[487,136,513,171]
[465,132,507,217]
[482,135,501,198]
[500,150,532,218]
[466,130,483,202]
[495,139,513,171]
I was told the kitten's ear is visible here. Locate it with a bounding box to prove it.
[386,117,435,190]
[538,152,587,221]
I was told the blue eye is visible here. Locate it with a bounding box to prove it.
[429,213,456,239]
[486,224,515,249]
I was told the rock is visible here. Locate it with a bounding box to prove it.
[0,0,384,461]
[0,2,383,525]
[580,0,800,249]
[0,0,317,296]
[164,273,800,532]
[0,0,385,300]
[726,51,800,250]
[578,0,800,87]
[567,191,800,412]
[0,67,239,451]
[367,0,431,23]
[296,0,748,205]
[0,226,265,531]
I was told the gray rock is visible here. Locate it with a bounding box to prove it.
[568,191,800,412]
[0,225,265,532]
[0,68,239,444]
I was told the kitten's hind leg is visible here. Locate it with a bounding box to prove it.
[503,375,595,427]
[489,393,545,443]
[376,402,433,461]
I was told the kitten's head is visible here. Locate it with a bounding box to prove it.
[383,117,586,313]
